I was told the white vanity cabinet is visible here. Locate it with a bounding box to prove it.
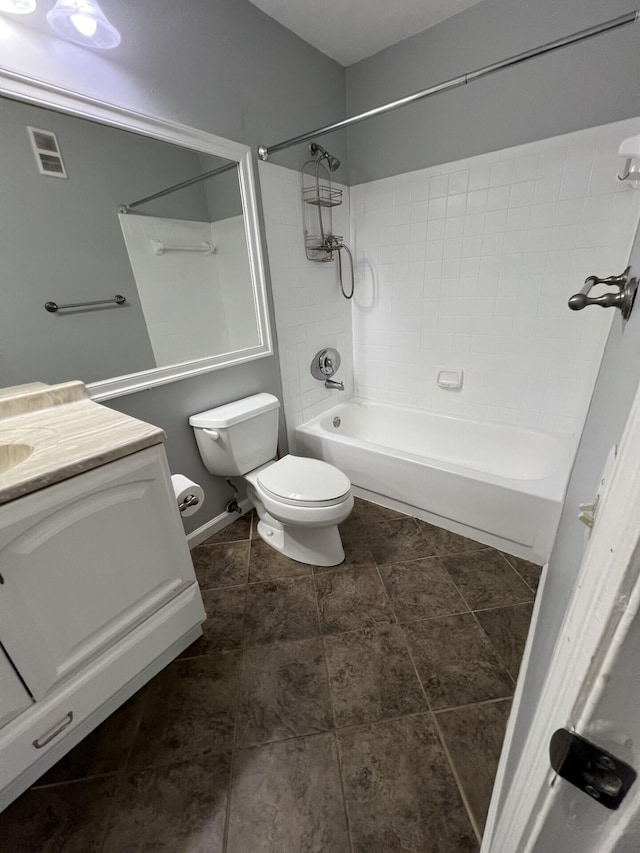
[0,647,32,728]
[0,443,205,809]
[0,445,198,699]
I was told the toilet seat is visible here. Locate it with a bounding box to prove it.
[256,455,351,507]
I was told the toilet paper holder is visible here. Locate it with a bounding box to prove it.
[178,494,200,513]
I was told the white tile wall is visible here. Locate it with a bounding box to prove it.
[351,118,640,438]
[259,162,353,448]
[119,214,230,365]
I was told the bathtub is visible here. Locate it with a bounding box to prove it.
[295,400,575,563]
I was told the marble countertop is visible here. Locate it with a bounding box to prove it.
[0,381,165,505]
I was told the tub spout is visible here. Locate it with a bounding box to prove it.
[325,379,344,390]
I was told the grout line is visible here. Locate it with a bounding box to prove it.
[431,711,484,846]
[246,570,313,585]
[471,611,517,688]
[469,609,517,688]
[196,536,251,547]
[400,619,433,715]
[312,575,356,853]
[394,542,515,846]
[373,563,401,626]
[397,606,472,627]
[97,689,151,852]
[31,769,121,791]
[471,599,534,614]
[432,695,514,716]
[331,729,356,853]
[496,550,539,596]
[400,608,484,847]
[222,646,245,852]
[434,561,475,613]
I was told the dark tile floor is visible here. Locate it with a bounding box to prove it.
[0,498,541,852]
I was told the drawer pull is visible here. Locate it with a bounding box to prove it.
[32,712,73,749]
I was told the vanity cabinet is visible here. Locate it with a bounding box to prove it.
[0,647,32,728]
[0,445,198,700]
[0,443,205,809]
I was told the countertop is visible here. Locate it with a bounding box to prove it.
[0,381,165,505]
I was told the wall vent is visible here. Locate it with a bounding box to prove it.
[27,126,67,178]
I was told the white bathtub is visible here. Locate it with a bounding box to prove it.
[295,400,575,563]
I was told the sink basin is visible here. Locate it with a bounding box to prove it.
[0,443,34,474]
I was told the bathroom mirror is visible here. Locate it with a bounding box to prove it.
[0,72,272,400]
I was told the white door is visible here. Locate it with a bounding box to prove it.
[483,369,640,851]
[0,446,197,700]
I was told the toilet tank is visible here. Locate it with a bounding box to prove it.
[189,393,280,476]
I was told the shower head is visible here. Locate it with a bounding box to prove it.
[309,142,340,172]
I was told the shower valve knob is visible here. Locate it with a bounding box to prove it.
[311,348,341,382]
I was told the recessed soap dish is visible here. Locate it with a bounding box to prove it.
[437,369,463,390]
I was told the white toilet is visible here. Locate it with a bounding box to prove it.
[189,393,353,566]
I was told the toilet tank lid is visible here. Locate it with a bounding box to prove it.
[189,393,280,428]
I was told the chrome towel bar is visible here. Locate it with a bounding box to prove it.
[44,295,126,313]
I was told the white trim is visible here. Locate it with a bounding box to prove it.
[486,373,640,851]
[0,68,273,401]
[187,498,252,549]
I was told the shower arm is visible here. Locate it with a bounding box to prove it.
[257,11,639,162]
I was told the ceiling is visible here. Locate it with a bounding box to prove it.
[248,0,485,66]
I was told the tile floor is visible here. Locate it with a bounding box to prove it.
[0,498,541,852]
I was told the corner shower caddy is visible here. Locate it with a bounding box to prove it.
[302,144,354,299]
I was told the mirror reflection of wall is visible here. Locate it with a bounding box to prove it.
[0,96,257,388]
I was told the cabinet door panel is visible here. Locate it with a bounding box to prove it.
[0,447,196,699]
[0,646,32,728]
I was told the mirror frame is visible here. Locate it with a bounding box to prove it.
[0,68,273,400]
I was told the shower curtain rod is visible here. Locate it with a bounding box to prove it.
[257,10,639,162]
[120,160,237,213]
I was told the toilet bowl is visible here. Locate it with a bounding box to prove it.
[189,393,353,566]
[245,456,353,565]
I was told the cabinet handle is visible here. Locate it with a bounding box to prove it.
[32,712,73,748]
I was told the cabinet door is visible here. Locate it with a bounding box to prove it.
[0,446,197,699]
[0,646,32,728]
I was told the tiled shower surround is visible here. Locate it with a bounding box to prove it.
[261,119,640,449]
[259,162,354,447]
[350,118,640,435]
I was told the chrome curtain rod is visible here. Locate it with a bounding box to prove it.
[120,161,237,214]
[258,10,639,161]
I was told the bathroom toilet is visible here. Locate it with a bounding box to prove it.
[189,393,353,565]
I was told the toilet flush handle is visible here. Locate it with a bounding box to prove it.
[203,428,220,440]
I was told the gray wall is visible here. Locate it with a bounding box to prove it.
[199,156,244,223]
[0,0,346,533]
[502,220,640,802]
[346,0,640,183]
[0,97,215,387]
[0,0,347,176]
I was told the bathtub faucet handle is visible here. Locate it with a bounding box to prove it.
[311,348,343,385]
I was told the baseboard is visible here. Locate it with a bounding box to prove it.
[186,498,252,549]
